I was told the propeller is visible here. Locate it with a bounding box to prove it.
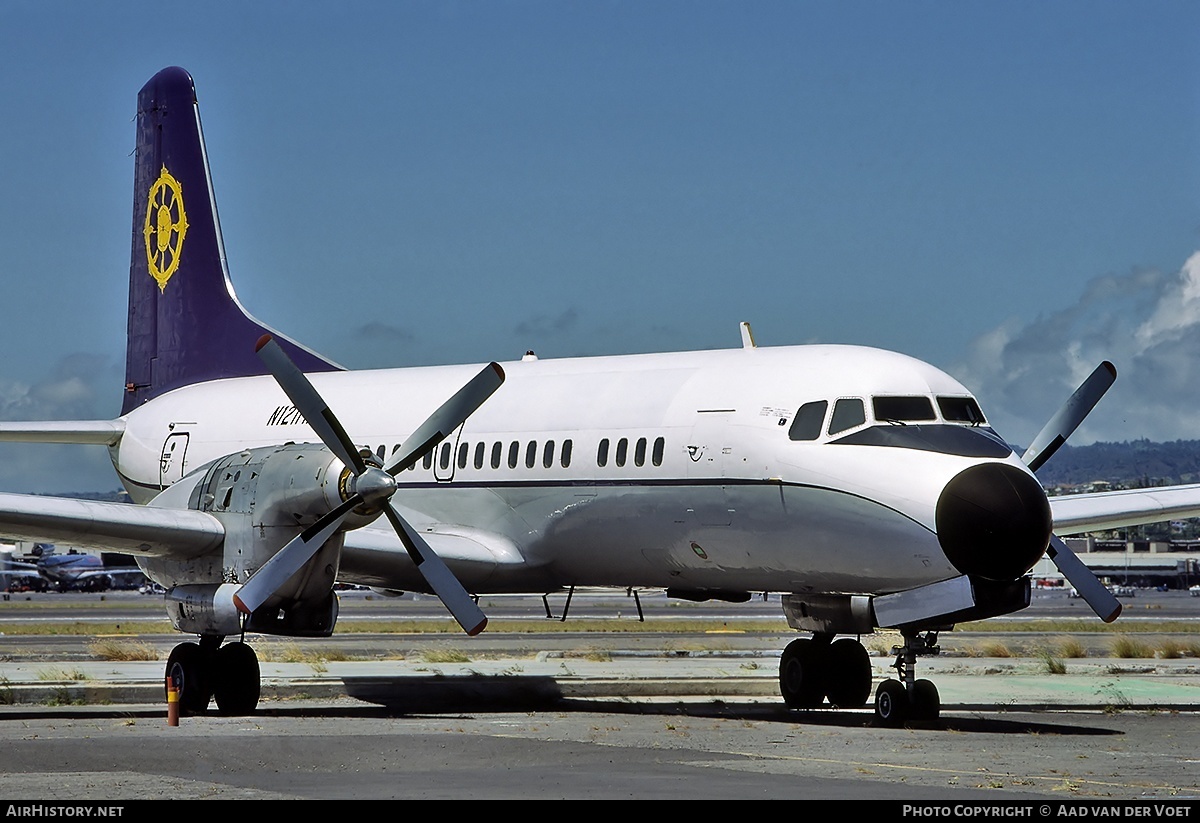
[232,335,504,635]
[1022,361,1116,473]
[1022,361,1121,623]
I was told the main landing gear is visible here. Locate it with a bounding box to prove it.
[778,633,873,710]
[873,629,941,726]
[165,635,261,716]
[778,629,942,726]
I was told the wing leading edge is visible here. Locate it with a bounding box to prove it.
[0,492,223,558]
[1050,484,1200,535]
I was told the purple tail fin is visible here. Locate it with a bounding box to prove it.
[123,67,339,415]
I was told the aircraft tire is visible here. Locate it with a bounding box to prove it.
[824,638,872,708]
[779,638,825,709]
[910,678,940,721]
[874,678,909,727]
[212,642,260,716]
[166,642,212,715]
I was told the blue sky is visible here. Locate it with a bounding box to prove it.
[1,1,1199,493]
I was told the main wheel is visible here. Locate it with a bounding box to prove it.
[874,678,909,727]
[824,638,872,708]
[166,642,212,715]
[910,678,940,721]
[779,638,825,709]
[212,642,261,716]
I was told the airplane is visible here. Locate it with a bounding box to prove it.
[28,547,147,592]
[3,65,1200,723]
[0,547,44,591]
[1,543,146,592]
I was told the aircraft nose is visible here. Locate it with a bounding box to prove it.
[935,462,1052,582]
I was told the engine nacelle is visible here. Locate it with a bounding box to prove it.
[147,442,383,627]
[164,581,339,637]
[165,583,243,635]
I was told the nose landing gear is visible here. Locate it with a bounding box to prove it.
[874,629,941,726]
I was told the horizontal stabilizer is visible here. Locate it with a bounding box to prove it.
[0,420,125,445]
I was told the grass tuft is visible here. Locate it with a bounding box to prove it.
[87,638,159,661]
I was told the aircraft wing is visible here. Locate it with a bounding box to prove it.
[0,492,223,558]
[340,523,528,591]
[1050,483,1200,535]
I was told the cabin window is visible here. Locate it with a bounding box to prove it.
[561,439,573,468]
[525,440,537,469]
[542,440,555,468]
[616,438,628,467]
[491,441,503,469]
[423,450,434,471]
[508,441,520,469]
[829,398,866,435]
[634,437,647,467]
[874,396,936,423]
[788,401,827,441]
[938,396,986,424]
[439,442,452,470]
[597,438,610,467]
[652,437,664,466]
[473,442,485,470]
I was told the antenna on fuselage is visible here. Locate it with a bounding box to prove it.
[740,321,757,349]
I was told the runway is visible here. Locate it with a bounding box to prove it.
[0,589,1198,801]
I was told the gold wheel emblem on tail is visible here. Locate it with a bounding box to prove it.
[143,166,189,291]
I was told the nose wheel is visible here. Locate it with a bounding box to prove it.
[874,629,941,726]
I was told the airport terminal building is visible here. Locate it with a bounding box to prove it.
[1034,536,1200,591]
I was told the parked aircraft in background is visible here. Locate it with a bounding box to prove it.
[2,67,1200,724]
[1,543,146,592]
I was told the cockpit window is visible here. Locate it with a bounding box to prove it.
[937,396,986,424]
[831,424,1012,458]
[829,398,866,435]
[788,401,827,441]
[873,396,935,423]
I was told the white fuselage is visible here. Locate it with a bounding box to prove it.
[114,343,1030,597]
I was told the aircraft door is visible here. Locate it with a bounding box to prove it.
[159,431,190,488]
[433,424,464,482]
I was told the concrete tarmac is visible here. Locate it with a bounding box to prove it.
[1,648,1200,801]
[3,590,1200,800]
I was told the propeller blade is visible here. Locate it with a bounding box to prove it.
[384,503,487,635]
[1022,361,1116,473]
[232,496,361,615]
[254,336,495,634]
[256,334,366,474]
[1047,535,1122,623]
[384,362,505,474]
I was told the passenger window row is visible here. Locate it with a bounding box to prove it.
[367,435,667,472]
[596,436,666,468]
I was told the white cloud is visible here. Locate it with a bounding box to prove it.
[950,253,1200,448]
[0,354,121,494]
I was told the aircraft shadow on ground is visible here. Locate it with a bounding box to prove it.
[324,674,1123,736]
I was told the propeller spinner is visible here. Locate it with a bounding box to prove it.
[232,335,504,636]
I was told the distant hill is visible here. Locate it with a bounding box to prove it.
[1026,439,1200,490]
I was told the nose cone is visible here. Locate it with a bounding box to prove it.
[935,463,1052,582]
